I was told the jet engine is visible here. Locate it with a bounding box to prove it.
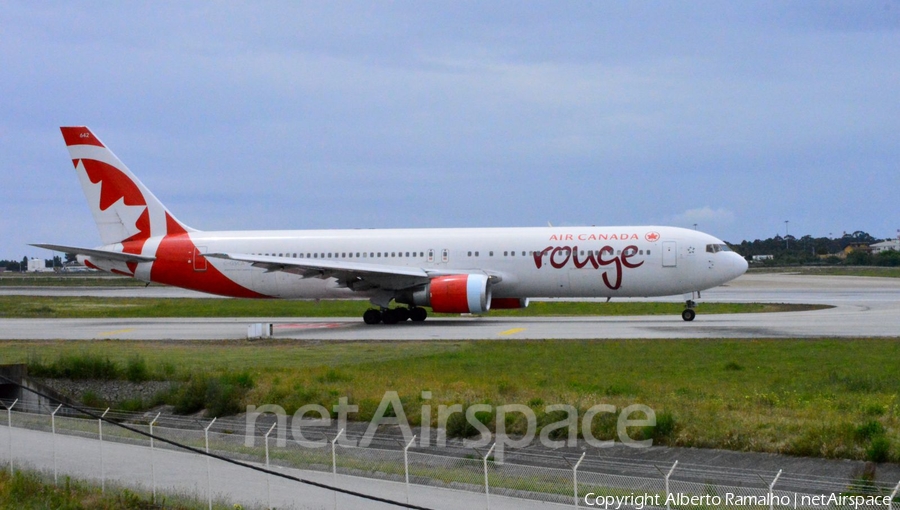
[406,274,492,314]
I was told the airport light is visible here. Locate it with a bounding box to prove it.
[785,221,789,249]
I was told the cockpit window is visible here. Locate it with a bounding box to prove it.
[706,244,732,253]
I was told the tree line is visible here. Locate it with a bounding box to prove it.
[730,231,900,266]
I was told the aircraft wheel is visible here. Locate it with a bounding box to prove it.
[681,309,696,322]
[410,307,427,322]
[382,309,401,324]
[363,309,382,325]
[397,308,411,322]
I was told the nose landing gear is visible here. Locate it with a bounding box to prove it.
[681,300,697,321]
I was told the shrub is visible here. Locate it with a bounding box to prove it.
[172,372,255,417]
[445,406,493,439]
[124,355,149,383]
[172,376,210,415]
[854,420,885,442]
[866,437,891,463]
[653,411,678,442]
[724,361,743,371]
[80,390,107,408]
[28,352,120,380]
[204,378,245,417]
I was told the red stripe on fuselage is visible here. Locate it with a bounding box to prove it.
[150,214,269,298]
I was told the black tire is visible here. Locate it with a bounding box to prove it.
[363,309,382,325]
[397,308,411,322]
[382,309,400,324]
[410,307,428,322]
[681,309,696,322]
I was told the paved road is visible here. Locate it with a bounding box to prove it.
[1,274,899,340]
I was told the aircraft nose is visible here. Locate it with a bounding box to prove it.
[732,253,749,278]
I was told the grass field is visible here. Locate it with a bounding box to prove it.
[0,273,147,286]
[0,469,245,509]
[5,338,898,463]
[0,296,827,318]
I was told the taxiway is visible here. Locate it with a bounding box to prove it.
[1,274,899,340]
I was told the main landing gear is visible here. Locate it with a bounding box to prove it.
[681,300,697,322]
[363,307,428,325]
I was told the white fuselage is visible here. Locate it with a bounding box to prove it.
[114,225,747,300]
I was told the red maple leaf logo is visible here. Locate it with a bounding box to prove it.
[645,232,660,242]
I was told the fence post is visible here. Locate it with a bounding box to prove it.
[204,417,217,510]
[769,469,782,510]
[150,412,160,504]
[4,399,16,475]
[886,479,898,510]
[332,428,344,510]
[99,408,109,493]
[665,460,678,510]
[51,404,62,485]
[483,443,496,510]
[404,435,416,505]
[572,452,586,508]
[265,422,277,510]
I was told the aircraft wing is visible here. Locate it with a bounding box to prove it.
[205,252,434,291]
[30,243,156,263]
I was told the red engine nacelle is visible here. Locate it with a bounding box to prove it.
[408,274,492,314]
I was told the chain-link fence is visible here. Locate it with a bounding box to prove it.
[2,398,899,509]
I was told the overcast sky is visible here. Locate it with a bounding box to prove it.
[2,2,899,260]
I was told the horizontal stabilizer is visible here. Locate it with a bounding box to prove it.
[29,243,156,263]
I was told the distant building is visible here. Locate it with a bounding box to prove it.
[836,243,873,259]
[871,240,899,253]
[751,255,774,261]
[26,258,52,273]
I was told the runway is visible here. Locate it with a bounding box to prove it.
[2,274,900,340]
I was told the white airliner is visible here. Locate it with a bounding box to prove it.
[34,126,748,324]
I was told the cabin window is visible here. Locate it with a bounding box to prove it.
[467,251,472,257]
[475,251,479,257]
[489,251,494,256]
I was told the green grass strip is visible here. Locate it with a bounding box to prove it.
[0,296,828,319]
